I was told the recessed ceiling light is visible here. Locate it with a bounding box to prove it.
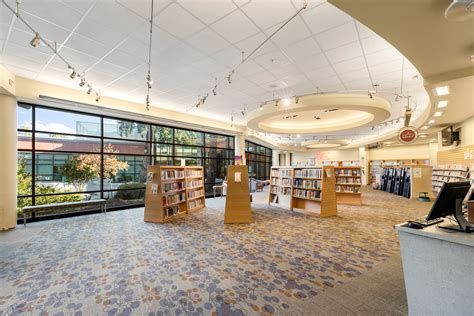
[433,86,449,96]
[421,126,429,130]
[282,98,291,106]
[433,111,443,117]
[296,134,301,138]
[428,119,435,124]
[437,100,448,108]
[419,133,428,138]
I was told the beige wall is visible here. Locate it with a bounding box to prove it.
[368,144,430,160]
[292,148,360,165]
[438,116,474,151]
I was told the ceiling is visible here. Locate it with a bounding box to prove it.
[1,0,430,147]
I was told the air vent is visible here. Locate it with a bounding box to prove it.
[324,109,338,112]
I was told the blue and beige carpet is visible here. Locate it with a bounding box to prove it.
[0,189,428,315]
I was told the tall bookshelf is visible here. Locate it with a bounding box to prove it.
[432,165,470,194]
[379,165,433,200]
[370,159,429,185]
[144,165,205,223]
[335,166,362,205]
[268,167,293,209]
[292,166,337,217]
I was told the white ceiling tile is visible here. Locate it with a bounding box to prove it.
[211,10,260,43]
[372,70,402,85]
[103,49,143,70]
[355,21,377,39]
[19,0,83,31]
[177,0,237,24]
[369,59,403,76]
[7,28,53,56]
[242,0,297,30]
[2,54,45,73]
[306,66,337,83]
[156,3,206,39]
[338,67,370,83]
[64,33,110,59]
[282,36,321,61]
[361,35,392,54]
[268,62,301,78]
[49,46,99,71]
[115,38,149,63]
[4,64,39,79]
[235,32,278,58]
[314,22,358,51]
[87,1,146,36]
[332,56,366,74]
[13,11,71,44]
[292,0,325,11]
[192,57,228,77]
[89,60,129,79]
[291,81,316,95]
[344,77,373,90]
[325,41,362,64]
[211,46,242,69]
[301,2,353,35]
[116,0,172,21]
[293,52,330,71]
[247,71,277,86]
[265,18,312,47]
[235,59,265,76]
[186,28,230,55]
[316,75,345,92]
[254,50,291,70]
[4,41,51,65]
[0,22,10,40]
[366,47,403,67]
[75,17,128,47]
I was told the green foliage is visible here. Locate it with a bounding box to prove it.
[174,129,202,145]
[115,183,146,200]
[117,121,148,139]
[60,154,98,191]
[153,126,172,143]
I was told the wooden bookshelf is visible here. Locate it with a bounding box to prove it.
[292,166,337,217]
[268,167,293,209]
[334,166,362,205]
[225,165,252,224]
[144,166,205,223]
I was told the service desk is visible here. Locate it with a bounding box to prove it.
[396,220,474,315]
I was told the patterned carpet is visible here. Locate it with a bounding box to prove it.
[0,189,430,315]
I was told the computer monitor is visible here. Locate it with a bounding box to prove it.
[426,181,472,233]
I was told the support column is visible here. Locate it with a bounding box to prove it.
[234,134,246,165]
[0,93,18,230]
[359,146,368,186]
[285,152,291,166]
[272,149,280,167]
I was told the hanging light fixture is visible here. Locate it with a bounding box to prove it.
[259,104,263,110]
[86,85,92,94]
[79,74,86,87]
[295,96,300,104]
[68,66,76,79]
[144,0,155,111]
[29,32,40,47]
[95,93,100,102]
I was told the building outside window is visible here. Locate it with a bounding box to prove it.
[245,141,272,180]
[16,103,234,220]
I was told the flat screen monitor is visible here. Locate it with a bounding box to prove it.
[426,181,471,221]
[441,126,453,146]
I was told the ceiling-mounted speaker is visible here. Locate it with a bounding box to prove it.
[445,0,474,21]
[404,107,412,127]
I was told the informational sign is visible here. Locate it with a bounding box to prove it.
[235,172,241,182]
[234,155,243,166]
[151,184,158,194]
[413,168,422,178]
[398,126,418,144]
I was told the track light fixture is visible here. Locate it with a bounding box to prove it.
[227,72,233,84]
[144,0,155,110]
[30,32,40,47]
[275,99,279,107]
[79,74,86,87]
[395,94,400,102]
[69,67,76,79]
[295,96,300,104]
[146,74,153,89]
[87,86,92,94]
[212,86,217,96]
[230,115,234,127]
[95,93,100,102]
[259,104,263,110]
[368,90,373,99]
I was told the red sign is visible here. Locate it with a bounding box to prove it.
[398,127,418,144]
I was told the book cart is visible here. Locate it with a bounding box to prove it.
[334,166,362,205]
[144,165,205,223]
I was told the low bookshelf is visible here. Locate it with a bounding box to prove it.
[335,166,362,205]
[144,165,205,223]
[432,165,470,194]
[268,167,293,209]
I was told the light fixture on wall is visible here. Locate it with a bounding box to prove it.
[29,32,40,47]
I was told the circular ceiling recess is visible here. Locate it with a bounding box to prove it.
[302,139,347,149]
[247,93,392,134]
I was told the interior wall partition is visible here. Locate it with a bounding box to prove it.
[16,102,234,221]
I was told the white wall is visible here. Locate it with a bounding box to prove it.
[292,148,360,165]
[438,116,474,151]
[368,144,430,160]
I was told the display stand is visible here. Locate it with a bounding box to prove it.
[144,165,205,223]
[380,165,433,200]
[268,167,293,209]
[335,166,362,205]
[291,166,337,217]
[224,165,252,224]
[370,159,429,185]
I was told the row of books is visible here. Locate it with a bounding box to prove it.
[186,180,203,188]
[433,165,469,172]
[271,178,292,187]
[161,170,185,180]
[188,199,203,210]
[186,170,203,177]
[270,186,292,195]
[164,205,181,217]
[336,185,361,193]
[336,178,361,184]
[163,192,186,206]
[294,168,322,178]
[335,169,361,177]
[293,179,321,189]
[187,189,204,199]
[271,169,292,177]
[293,189,321,200]
[432,170,469,177]
[163,182,185,192]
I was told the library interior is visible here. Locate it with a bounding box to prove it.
[0,0,473,315]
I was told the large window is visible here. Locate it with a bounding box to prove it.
[17,103,234,220]
[245,141,272,180]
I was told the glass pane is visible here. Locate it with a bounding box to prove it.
[18,131,32,150]
[266,148,272,156]
[153,126,172,143]
[154,156,171,166]
[36,108,101,136]
[154,143,172,156]
[103,118,149,141]
[174,145,202,157]
[173,158,202,166]
[104,189,145,209]
[205,147,229,159]
[17,103,32,130]
[17,197,33,218]
[35,133,101,153]
[247,142,256,153]
[228,137,234,149]
[205,134,229,148]
[103,155,149,188]
[174,129,203,146]
[205,159,229,184]
[17,152,32,196]
[103,139,149,155]
[35,152,100,192]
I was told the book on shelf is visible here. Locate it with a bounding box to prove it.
[161,170,185,180]
[335,169,361,177]
[336,185,361,193]
[186,169,203,177]
[164,205,181,217]
[163,192,186,206]
[294,179,321,189]
[294,168,322,178]
[163,181,184,193]
[186,180,203,188]
[336,178,361,184]
[271,168,292,178]
[187,189,203,199]
[188,198,203,210]
[270,178,292,186]
[293,188,321,199]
